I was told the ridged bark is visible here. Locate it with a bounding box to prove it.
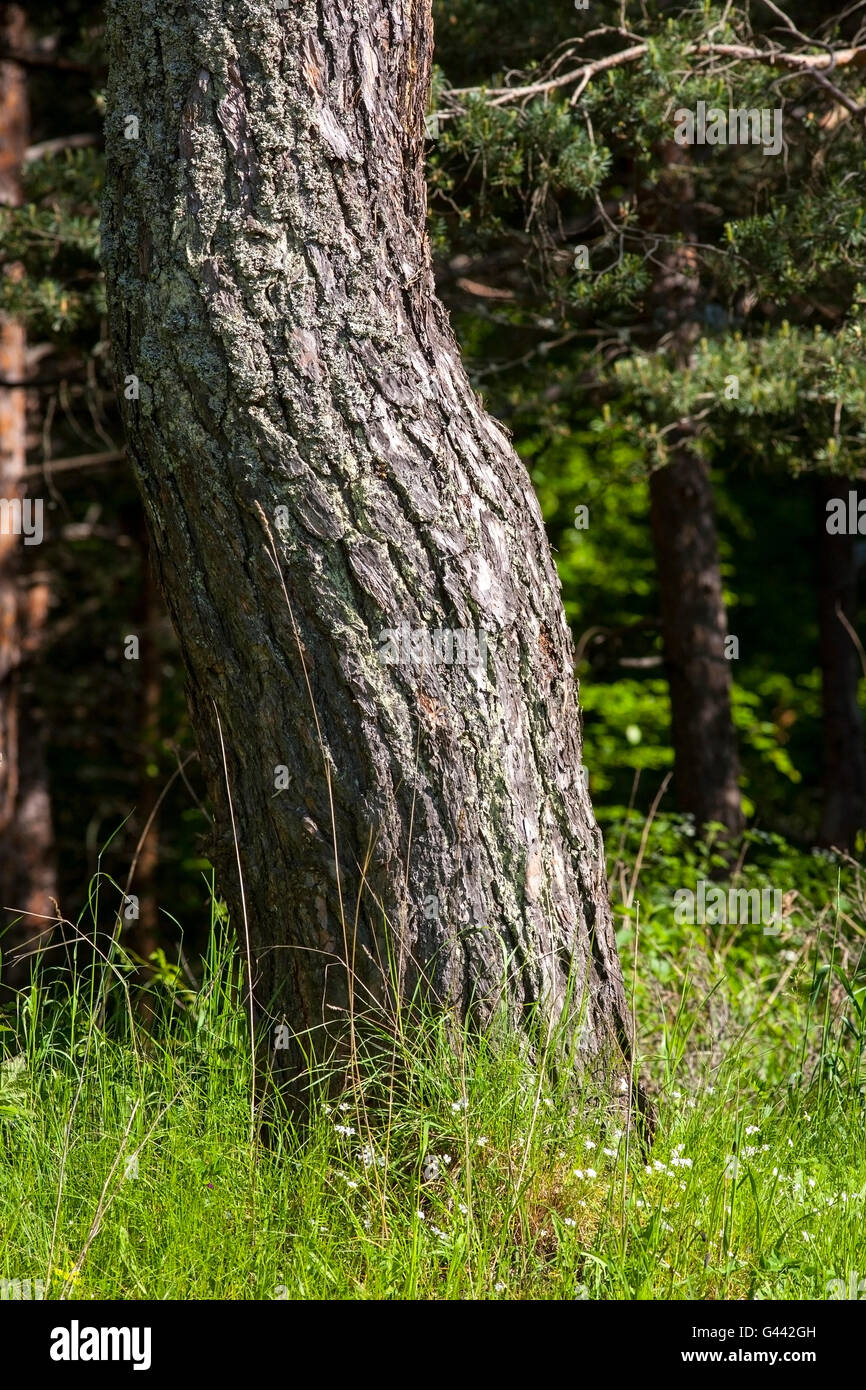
[101,0,632,1104]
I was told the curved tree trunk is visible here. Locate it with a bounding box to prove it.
[101,0,632,1107]
[0,3,57,988]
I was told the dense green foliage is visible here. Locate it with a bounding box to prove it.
[428,0,866,843]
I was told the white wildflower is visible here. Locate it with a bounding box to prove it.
[359,1144,385,1169]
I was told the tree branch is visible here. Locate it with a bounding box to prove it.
[436,41,866,116]
[24,134,101,163]
[0,47,102,76]
[23,449,126,480]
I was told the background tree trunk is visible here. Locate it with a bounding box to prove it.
[129,517,162,967]
[643,143,743,835]
[815,476,866,850]
[101,0,633,1105]
[0,3,57,988]
[650,453,743,834]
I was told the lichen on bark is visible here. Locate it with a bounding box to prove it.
[102,0,635,1109]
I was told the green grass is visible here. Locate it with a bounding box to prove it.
[1,821,865,1302]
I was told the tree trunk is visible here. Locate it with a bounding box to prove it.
[101,0,633,1106]
[0,3,57,988]
[643,143,743,834]
[650,454,743,834]
[129,516,163,967]
[815,476,866,850]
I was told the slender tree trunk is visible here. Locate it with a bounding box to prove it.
[129,517,162,965]
[650,455,743,833]
[815,477,866,850]
[643,144,743,834]
[101,0,634,1107]
[0,3,57,987]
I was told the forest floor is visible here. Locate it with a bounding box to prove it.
[1,814,864,1301]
